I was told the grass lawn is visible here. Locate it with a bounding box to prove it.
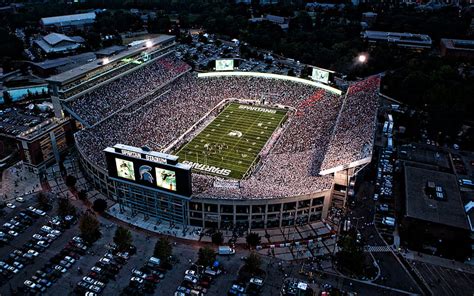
[176,103,287,179]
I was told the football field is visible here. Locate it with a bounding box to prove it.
[176,103,288,179]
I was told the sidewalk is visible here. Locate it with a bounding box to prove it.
[1,162,42,202]
[107,204,202,241]
[403,250,474,274]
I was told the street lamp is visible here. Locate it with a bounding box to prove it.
[357,53,368,63]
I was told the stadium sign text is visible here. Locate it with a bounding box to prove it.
[121,149,141,159]
[145,154,167,164]
[182,161,231,176]
[238,105,277,114]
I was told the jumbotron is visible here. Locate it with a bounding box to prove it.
[50,37,380,230]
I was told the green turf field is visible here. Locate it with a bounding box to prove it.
[176,103,288,179]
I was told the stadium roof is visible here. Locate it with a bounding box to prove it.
[41,12,96,27]
[404,165,469,230]
[47,35,175,85]
[440,38,474,51]
[362,30,432,46]
[95,45,126,57]
[32,52,95,71]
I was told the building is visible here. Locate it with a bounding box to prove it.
[440,38,474,60]
[30,52,96,77]
[34,33,85,56]
[402,165,471,260]
[362,30,432,51]
[40,12,96,32]
[249,14,289,30]
[361,12,377,29]
[16,117,75,173]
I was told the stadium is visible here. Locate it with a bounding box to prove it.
[48,36,380,230]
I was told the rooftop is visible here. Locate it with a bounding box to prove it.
[398,144,451,170]
[32,52,96,71]
[362,30,432,44]
[40,12,96,26]
[441,38,474,51]
[404,165,469,230]
[47,35,175,85]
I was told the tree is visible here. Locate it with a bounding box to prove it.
[92,198,107,213]
[197,246,216,267]
[149,15,172,34]
[113,226,133,252]
[65,175,77,188]
[57,198,76,218]
[79,212,101,245]
[246,232,261,249]
[244,252,262,275]
[78,190,88,201]
[37,192,50,210]
[211,232,224,245]
[335,228,364,276]
[154,237,173,265]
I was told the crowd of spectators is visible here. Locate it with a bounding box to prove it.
[75,70,380,199]
[320,75,381,172]
[67,55,190,126]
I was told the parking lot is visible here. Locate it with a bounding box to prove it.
[0,105,53,138]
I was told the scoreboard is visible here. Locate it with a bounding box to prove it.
[311,67,334,84]
[215,59,234,71]
[104,144,192,197]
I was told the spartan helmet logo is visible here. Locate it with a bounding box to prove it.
[139,165,154,183]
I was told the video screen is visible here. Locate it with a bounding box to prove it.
[215,59,234,71]
[155,167,177,191]
[312,68,330,84]
[116,158,136,181]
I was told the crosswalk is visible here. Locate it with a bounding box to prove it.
[365,245,393,252]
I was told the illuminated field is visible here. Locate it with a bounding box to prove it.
[176,103,287,179]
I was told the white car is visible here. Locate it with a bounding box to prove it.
[7,265,19,274]
[46,233,57,240]
[41,226,52,233]
[185,270,197,276]
[91,266,102,273]
[99,257,110,264]
[35,209,46,216]
[15,197,25,203]
[24,280,36,289]
[28,250,39,257]
[54,265,67,273]
[378,204,389,212]
[184,275,198,284]
[72,236,83,243]
[382,217,396,227]
[64,256,76,264]
[83,276,95,284]
[32,234,44,240]
[6,203,15,209]
[130,277,144,284]
[93,280,105,288]
[8,230,18,237]
[37,240,50,248]
[51,230,61,236]
[13,261,24,269]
